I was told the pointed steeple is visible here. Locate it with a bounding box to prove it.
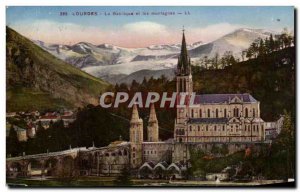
[129,104,144,168]
[148,103,158,123]
[130,104,142,123]
[147,103,159,142]
[177,28,191,76]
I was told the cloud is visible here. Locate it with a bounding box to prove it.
[123,21,169,35]
[10,20,246,47]
[10,20,104,45]
[188,23,246,43]
[121,21,173,47]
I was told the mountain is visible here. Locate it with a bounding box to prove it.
[115,68,175,85]
[33,28,275,84]
[6,27,109,111]
[189,28,274,58]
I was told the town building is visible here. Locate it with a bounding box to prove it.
[37,111,75,129]
[13,125,27,142]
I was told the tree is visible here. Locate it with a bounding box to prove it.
[212,53,220,69]
[7,126,20,157]
[258,39,265,56]
[274,111,295,179]
[203,56,209,69]
[269,34,275,52]
[114,166,132,186]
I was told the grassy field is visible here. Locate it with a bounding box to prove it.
[7,87,73,112]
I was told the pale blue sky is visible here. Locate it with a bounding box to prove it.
[6,6,294,47]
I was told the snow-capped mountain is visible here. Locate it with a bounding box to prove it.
[189,28,274,58]
[33,28,276,84]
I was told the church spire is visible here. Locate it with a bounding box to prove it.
[177,28,191,76]
[147,103,159,142]
[130,104,142,123]
[148,103,158,123]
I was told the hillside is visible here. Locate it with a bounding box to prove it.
[6,27,109,112]
[192,47,295,121]
[110,46,295,140]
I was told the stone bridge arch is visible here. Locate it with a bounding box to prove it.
[27,158,46,177]
[44,157,59,176]
[6,161,22,178]
[52,155,79,178]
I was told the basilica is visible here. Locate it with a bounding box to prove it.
[127,31,270,175]
[174,31,265,143]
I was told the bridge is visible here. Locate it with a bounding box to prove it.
[6,142,131,178]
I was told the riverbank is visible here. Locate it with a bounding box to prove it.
[7,177,289,187]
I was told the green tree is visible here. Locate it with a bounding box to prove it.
[269,34,275,52]
[7,126,20,157]
[273,111,295,179]
[114,166,132,186]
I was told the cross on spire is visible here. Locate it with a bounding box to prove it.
[177,27,191,76]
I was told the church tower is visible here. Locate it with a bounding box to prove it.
[147,104,159,142]
[176,29,193,95]
[129,104,143,168]
[174,29,193,142]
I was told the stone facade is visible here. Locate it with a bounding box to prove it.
[174,31,265,144]
[147,104,159,142]
[129,104,144,169]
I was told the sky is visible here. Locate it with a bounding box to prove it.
[6,6,294,48]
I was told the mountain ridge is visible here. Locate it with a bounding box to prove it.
[31,27,276,84]
[6,27,109,111]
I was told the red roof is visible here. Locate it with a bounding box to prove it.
[61,116,74,119]
[39,115,59,120]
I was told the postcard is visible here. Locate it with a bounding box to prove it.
[6,6,295,187]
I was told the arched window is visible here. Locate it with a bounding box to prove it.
[223,125,225,131]
[253,108,256,117]
[206,125,208,131]
[214,125,217,131]
[216,109,219,118]
[234,108,239,117]
[191,109,194,118]
[207,109,210,118]
[190,126,192,131]
[198,126,200,131]
[245,108,248,117]
[199,109,202,118]
[179,79,182,92]
[224,109,227,117]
